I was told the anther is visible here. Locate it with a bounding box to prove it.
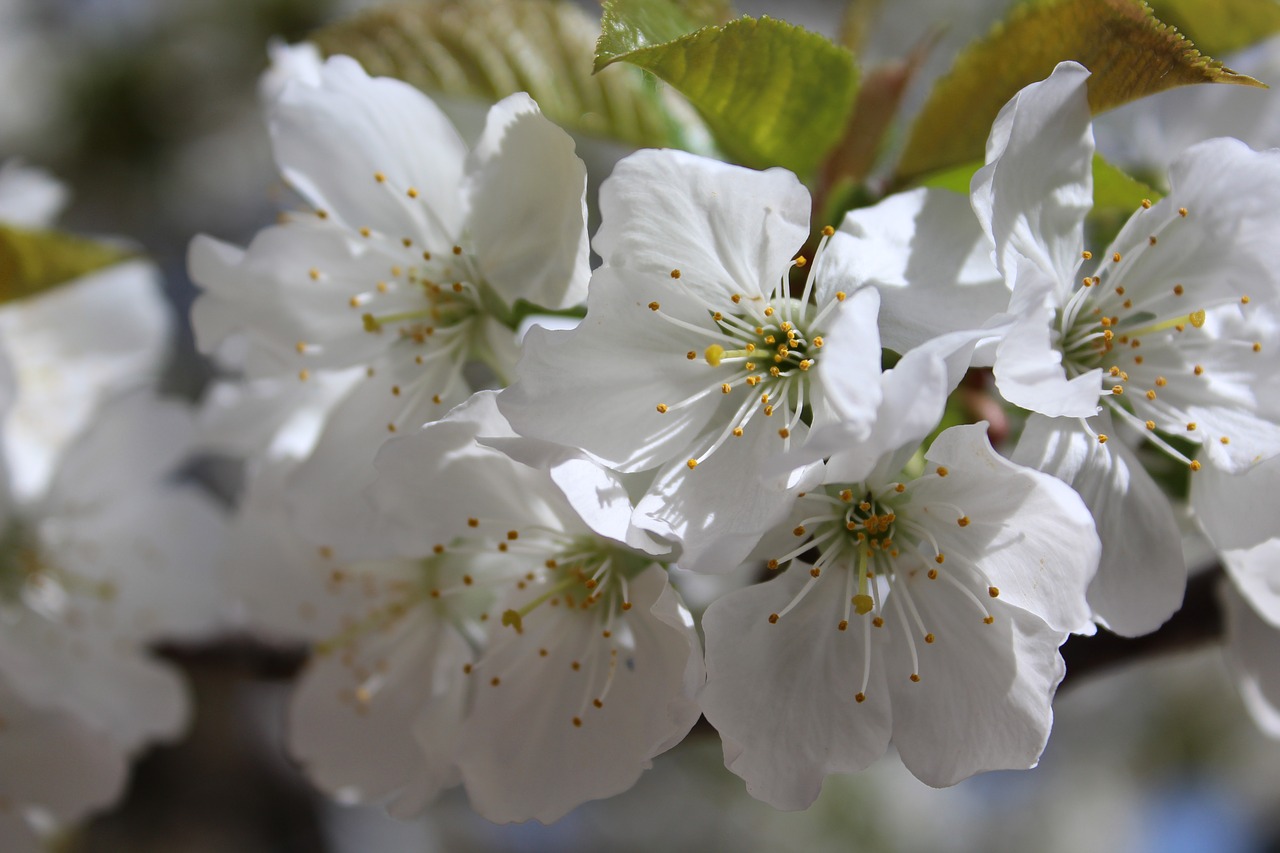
[936,466,949,477]
[910,674,921,683]
[1179,207,1188,217]
[768,613,779,624]
[927,569,938,580]
[1186,422,1197,431]
[1141,198,1152,209]
[793,525,807,536]
[983,615,995,624]
[656,404,668,413]
[924,633,935,644]
[935,554,945,564]
[1112,252,1122,263]
[1189,460,1202,471]
[649,301,661,311]
[838,620,849,631]
[670,269,681,279]
[686,459,698,470]
[855,692,866,703]
[686,351,696,360]
[1097,434,1108,444]
[407,187,419,198]
[988,586,1000,598]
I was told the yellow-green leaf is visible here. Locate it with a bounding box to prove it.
[896,0,1262,184]
[1147,0,1280,56]
[0,226,133,305]
[596,9,860,177]
[312,0,681,150]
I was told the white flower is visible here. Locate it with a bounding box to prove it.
[190,54,589,546]
[0,675,127,851]
[0,161,170,502]
[838,61,1280,635]
[1220,554,1280,739]
[501,149,889,573]
[0,384,226,754]
[700,387,1098,807]
[288,392,702,823]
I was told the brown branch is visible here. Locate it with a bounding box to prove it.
[1060,565,1225,689]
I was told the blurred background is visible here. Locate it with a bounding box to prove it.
[4,0,1280,849]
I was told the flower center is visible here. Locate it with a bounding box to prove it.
[651,227,847,466]
[764,467,999,704]
[1055,203,1263,466]
[0,520,115,614]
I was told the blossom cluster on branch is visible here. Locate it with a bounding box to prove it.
[4,1,1280,844]
[191,48,1280,822]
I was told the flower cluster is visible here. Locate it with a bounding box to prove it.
[179,48,1280,823]
[0,164,225,849]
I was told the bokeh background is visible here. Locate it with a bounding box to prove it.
[4,0,1280,849]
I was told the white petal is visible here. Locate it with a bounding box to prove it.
[0,680,127,823]
[0,161,68,227]
[499,271,728,472]
[1192,453,1280,552]
[992,261,1102,418]
[593,149,809,303]
[972,61,1093,289]
[369,391,574,556]
[1221,580,1280,739]
[808,286,884,427]
[700,568,892,810]
[41,392,193,513]
[287,352,473,558]
[1218,537,1280,629]
[270,56,467,243]
[188,225,396,377]
[481,431,670,556]
[1138,138,1280,306]
[463,93,589,310]
[288,611,468,813]
[0,260,169,500]
[459,565,701,823]
[921,422,1099,634]
[635,417,817,575]
[259,39,323,102]
[886,584,1065,787]
[832,187,1009,354]
[46,484,227,641]
[1013,412,1185,636]
[822,343,951,485]
[0,616,188,752]
[223,459,352,643]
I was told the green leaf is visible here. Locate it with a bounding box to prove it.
[0,226,133,305]
[917,153,1162,216]
[896,0,1263,184]
[596,7,860,177]
[311,0,682,150]
[1146,0,1280,56]
[1091,154,1162,212]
